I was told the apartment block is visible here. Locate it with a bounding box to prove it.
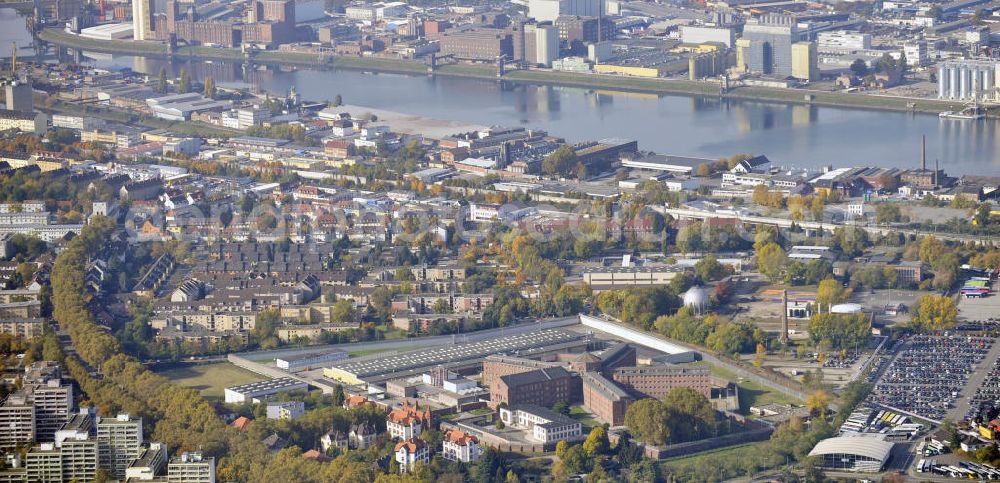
[97,414,144,479]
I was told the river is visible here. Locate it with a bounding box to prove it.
[87,54,1000,176]
[4,4,1000,176]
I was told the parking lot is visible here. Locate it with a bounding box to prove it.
[957,320,1000,421]
[867,334,996,422]
[958,287,1000,321]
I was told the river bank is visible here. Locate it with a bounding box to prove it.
[41,27,970,116]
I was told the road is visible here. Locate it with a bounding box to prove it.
[659,207,995,246]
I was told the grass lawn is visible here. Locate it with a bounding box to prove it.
[157,363,262,401]
[660,443,757,465]
[688,361,801,413]
[569,406,601,430]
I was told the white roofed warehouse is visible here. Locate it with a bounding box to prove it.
[807,435,894,472]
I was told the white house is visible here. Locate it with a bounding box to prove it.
[394,438,429,473]
[442,429,482,463]
[499,405,582,444]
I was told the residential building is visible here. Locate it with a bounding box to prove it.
[0,394,35,449]
[0,109,47,135]
[265,401,305,420]
[441,429,481,463]
[386,401,432,440]
[125,442,167,481]
[394,438,429,473]
[29,379,74,442]
[167,452,215,483]
[349,423,377,449]
[97,414,144,479]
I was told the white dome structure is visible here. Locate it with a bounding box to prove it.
[830,303,864,314]
[683,286,709,314]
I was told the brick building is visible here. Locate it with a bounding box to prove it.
[581,372,632,426]
[438,28,513,61]
[482,355,563,392]
[490,367,580,408]
[612,365,712,400]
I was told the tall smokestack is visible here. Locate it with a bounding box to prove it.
[781,290,789,343]
[921,135,926,171]
[935,158,939,186]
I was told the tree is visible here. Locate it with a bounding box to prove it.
[694,255,726,282]
[815,278,848,312]
[756,242,787,282]
[203,76,216,99]
[663,387,718,442]
[912,294,958,332]
[623,399,670,445]
[333,94,343,107]
[875,204,902,224]
[582,426,610,456]
[808,313,870,351]
[158,66,168,93]
[395,267,415,281]
[505,469,519,483]
[927,4,943,18]
[432,298,450,314]
[542,145,579,178]
[850,59,868,77]
[754,342,766,367]
[178,68,190,94]
[330,299,356,323]
[806,390,830,418]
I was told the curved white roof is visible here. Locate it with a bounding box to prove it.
[808,436,894,462]
[831,303,864,314]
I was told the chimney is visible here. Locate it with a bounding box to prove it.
[781,290,789,343]
[935,158,939,187]
[921,135,926,171]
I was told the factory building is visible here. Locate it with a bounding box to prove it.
[937,59,999,100]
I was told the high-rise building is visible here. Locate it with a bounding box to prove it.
[132,0,153,40]
[30,379,74,442]
[791,41,818,81]
[167,452,216,483]
[0,394,35,450]
[24,443,62,483]
[60,437,99,482]
[739,14,797,76]
[97,414,143,480]
[3,80,33,113]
